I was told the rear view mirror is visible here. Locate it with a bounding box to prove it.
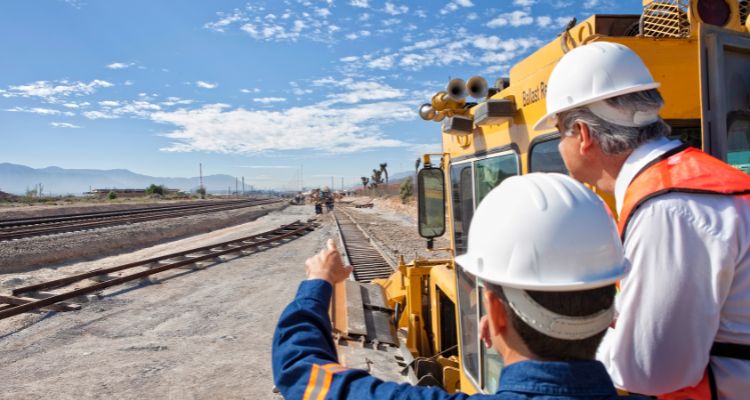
[417,167,446,239]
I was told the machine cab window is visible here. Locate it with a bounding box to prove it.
[529,135,568,174]
[452,150,518,393]
[727,111,750,174]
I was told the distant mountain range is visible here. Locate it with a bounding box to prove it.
[0,163,239,195]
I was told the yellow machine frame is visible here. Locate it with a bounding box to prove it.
[340,0,750,395]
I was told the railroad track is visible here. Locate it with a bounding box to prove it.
[0,220,317,320]
[333,208,395,283]
[0,198,281,242]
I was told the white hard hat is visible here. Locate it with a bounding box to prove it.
[533,41,661,131]
[455,173,628,291]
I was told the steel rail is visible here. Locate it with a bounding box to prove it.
[0,220,316,320]
[0,199,282,241]
[0,199,258,228]
[11,220,307,295]
[333,209,395,283]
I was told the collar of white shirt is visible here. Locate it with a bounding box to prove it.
[614,136,683,215]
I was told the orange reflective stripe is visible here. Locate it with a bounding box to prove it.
[618,147,750,239]
[303,364,321,400]
[304,363,348,400]
[657,370,712,400]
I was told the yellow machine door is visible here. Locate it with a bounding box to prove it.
[699,24,750,173]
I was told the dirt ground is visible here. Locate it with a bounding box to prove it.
[0,200,434,399]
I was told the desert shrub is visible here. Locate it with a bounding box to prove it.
[399,178,413,204]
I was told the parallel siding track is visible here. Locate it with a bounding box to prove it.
[0,219,317,320]
[333,209,395,283]
[0,199,281,242]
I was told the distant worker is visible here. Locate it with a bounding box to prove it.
[272,173,644,399]
[325,196,334,212]
[534,42,750,399]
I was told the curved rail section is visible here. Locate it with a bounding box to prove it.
[0,199,281,242]
[0,220,317,320]
[333,209,395,283]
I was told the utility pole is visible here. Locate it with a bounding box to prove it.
[199,163,204,191]
[235,177,239,198]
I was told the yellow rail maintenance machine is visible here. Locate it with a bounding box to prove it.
[331,0,750,395]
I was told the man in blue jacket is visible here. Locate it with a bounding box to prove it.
[272,173,643,399]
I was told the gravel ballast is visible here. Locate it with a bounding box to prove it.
[0,203,286,273]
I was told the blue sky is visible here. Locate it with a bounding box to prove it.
[0,0,641,190]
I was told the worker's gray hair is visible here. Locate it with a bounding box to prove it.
[557,89,671,155]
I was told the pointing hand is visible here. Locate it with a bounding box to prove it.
[305,239,353,285]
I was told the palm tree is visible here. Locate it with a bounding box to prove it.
[371,169,383,188]
[379,163,389,185]
[361,176,369,190]
[415,158,421,173]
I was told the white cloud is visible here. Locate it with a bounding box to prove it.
[204,9,246,32]
[83,110,119,120]
[106,62,135,69]
[153,100,412,154]
[350,0,369,8]
[253,97,287,104]
[315,79,405,104]
[196,81,218,89]
[345,33,359,40]
[556,16,574,26]
[536,16,552,28]
[487,10,534,28]
[340,56,359,62]
[124,80,135,86]
[584,0,600,8]
[51,122,81,128]
[440,0,474,15]
[99,100,120,107]
[224,6,343,43]
[315,8,331,18]
[384,2,408,15]
[368,55,395,69]
[513,0,535,6]
[3,79,114,102]
[162,97,195,106]
[241,88,261,93]
[5,106,73,116]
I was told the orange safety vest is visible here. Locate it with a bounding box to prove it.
[618,145,750,400]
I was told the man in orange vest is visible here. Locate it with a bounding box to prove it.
[534,42,750,399]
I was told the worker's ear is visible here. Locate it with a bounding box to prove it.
[576,121,596,155]
[484,290,508,336]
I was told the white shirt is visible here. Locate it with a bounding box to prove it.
[597,138,750,399]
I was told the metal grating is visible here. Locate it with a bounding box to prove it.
[640,0,691,38]
[741,0,749,26]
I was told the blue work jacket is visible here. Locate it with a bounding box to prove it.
[272,279,643,399]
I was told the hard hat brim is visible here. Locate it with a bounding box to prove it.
[455,254,630,292]
[532,82,661,132]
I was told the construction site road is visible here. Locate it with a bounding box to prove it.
[0,199,438,399]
